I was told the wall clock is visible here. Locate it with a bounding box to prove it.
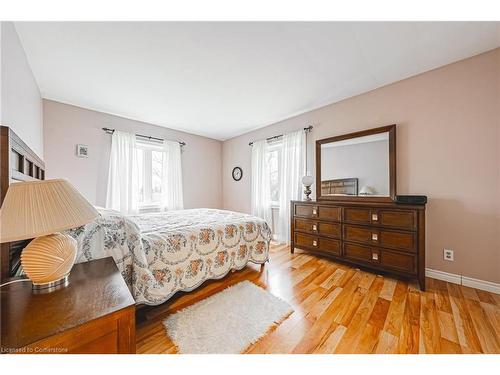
[232,167,243,181]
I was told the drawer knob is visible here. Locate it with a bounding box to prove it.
[312,240,317,247]
[312,208,317,215]
[372,253,379,260]
[372,233,378,241]
[312,224,317,231]
[372,213,378,221]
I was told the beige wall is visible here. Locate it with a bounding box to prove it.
[43,100,223,209]
[1,22,43,159]
[222,48,500,283]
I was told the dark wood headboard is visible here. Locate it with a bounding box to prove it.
[0,125,46,283]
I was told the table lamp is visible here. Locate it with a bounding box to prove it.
[0,179,98,290]
[302,175,314,201]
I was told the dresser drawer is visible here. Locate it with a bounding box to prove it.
[343,224,416,253]
[344,243,381,264]
[375,209,416,230]
[318,222,341,238]
[343,207,372,224]
[293,203,342,221]
[317,206,341,221]
[294,232,341,255]
[294,232,318,248]
[319,237,341,255]
[294,204,318,218]
[381,249,417,274]
[379,230,416,253]
[343,225,376,244]
[344,243,416,275]
[294,218,341,238]
[295,218,317,234]
[344,207,417,231]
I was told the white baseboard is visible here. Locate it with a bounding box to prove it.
[425,268,461,285]
[462,276,500,295]
[426,268,500,294]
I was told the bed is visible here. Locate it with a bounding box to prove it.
[0,126,271,305]
[67,207,272,305]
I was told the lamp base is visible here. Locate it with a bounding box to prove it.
[32,274,70,291]
[304,185,312,201]
[21,233,77,291]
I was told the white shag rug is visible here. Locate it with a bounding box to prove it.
[163,281,293,354]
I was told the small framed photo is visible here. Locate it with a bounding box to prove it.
[76,144,89,158]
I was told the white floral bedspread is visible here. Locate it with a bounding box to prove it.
[67,208,271,305]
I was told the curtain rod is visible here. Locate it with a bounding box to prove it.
[102,127,186,147]
[248,126,313,146]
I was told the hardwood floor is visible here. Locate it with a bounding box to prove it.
[136,243,500,354]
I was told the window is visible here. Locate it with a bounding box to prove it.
[266,141,282,207]
[136,139,164,208]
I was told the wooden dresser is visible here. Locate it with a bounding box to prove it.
[291,200,426,290]
[1,257,136,354]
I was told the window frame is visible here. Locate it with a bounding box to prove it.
[267,140,283,208]
[135,139,164,210]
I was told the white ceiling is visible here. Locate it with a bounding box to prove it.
[15,22,500,140]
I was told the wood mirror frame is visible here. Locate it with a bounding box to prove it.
[315,124,396,203]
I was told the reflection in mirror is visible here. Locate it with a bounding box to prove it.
[320,132,390,197]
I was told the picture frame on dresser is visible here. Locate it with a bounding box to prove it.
[291,125,427,290]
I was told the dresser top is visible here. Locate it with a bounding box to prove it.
[292,199,426,210]
[1,257,135,350]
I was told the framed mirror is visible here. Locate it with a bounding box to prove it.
[316,124,396,202]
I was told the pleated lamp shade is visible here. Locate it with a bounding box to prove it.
[0,179,99,243]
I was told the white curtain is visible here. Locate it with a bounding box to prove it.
[277,129,306,244]
[251,139,272,224]
[106,130,139,214]
[160,140,184,210]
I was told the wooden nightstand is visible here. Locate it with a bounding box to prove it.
[1,257,136,354]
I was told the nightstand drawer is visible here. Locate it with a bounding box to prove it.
[23,306,135,354]
[1,257,136,354]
